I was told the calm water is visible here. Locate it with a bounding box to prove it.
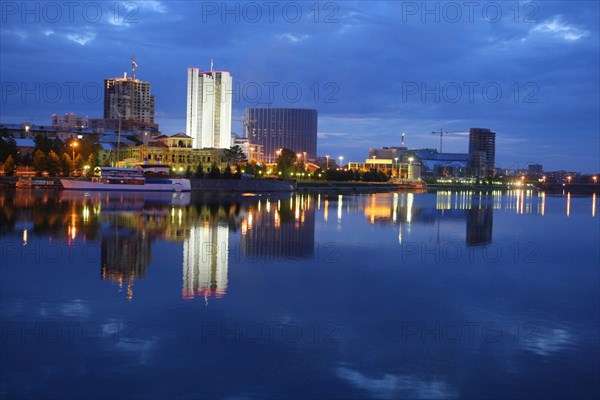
[0,189,598,399]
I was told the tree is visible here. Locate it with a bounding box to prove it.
[86,153,98,170]
[51,138,65,155]
[223,164,233,179]
[74,153,84,170]
[184,166,192,179]
[61,153,72,176]
[208,162,221,179]
[276,148,297,176]
[34,134,53,154]
[0,133,18,163]
[195,163,204,178]
[46,150,61,176]
[33,150,46,175]
[224,145,247,165]
[3,154,15,176]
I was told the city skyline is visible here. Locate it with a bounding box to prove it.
[1,2,598,172]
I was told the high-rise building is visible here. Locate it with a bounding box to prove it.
[246,108,317,163]
[468,128,496,177]
[528,164,543,175]
[186,68,232,149]
[104,74,155,123]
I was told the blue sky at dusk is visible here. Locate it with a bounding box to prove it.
[1,1,598,172]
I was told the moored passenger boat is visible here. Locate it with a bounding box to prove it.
[60,165,191,192]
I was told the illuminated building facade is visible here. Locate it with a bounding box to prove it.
[246,108,317,163]
[187,68,233,149]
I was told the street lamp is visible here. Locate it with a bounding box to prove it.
[593,176,597,184]
[567,175,572,184]
[325,155,330,170]
[394,157,398,177]
[338,156,344,169]
[70,141,78,176]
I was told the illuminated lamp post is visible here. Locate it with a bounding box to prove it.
[70,141,78,176]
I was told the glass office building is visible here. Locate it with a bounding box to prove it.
[246,108,318,163]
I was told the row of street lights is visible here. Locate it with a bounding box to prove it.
[324,154,343,169]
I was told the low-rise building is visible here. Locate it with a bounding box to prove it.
[107,132,232,172]
[233,136,264,162]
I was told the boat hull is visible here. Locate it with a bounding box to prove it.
[60,178,191,192]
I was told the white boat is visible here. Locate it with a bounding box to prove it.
[60,165,191,192]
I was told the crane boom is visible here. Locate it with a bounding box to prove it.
[431,129,468,153]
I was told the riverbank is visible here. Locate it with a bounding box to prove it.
[190,178,295,192]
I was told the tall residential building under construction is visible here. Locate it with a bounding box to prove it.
[468,128,496,177]
[103,62,155,124]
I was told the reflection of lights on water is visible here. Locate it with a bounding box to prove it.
[520,190,525,214]
[274,209,280,228]
[541,192,545,216]
[83,206,90,223]
[22,229,28,246]
[248,213,253,230]
[295,206,300,220]
[398,223,402,244]
[241,220,247,235]
[392,193,398,222]
[337,195,343,221]
[593,194,596,217]
[317,194,321,210]
[407,193,413,223]
[566,192,571,217]
[266,199,271,213]
[324,199,329,222]
[178,208,183,225]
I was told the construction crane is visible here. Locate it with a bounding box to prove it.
[232,117,257,137]
[431,129,468,153]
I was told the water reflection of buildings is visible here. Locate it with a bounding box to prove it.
[466,208,493,246]
[182,223,229,299]
[360,191,497,245]
[101,229,152,301]
[97,193,194,300]
[240,195,315,260]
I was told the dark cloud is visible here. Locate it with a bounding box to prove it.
[1,1,598,171]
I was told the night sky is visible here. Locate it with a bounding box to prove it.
[1,1,598,172]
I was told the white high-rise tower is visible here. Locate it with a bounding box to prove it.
[186,67,232,149]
